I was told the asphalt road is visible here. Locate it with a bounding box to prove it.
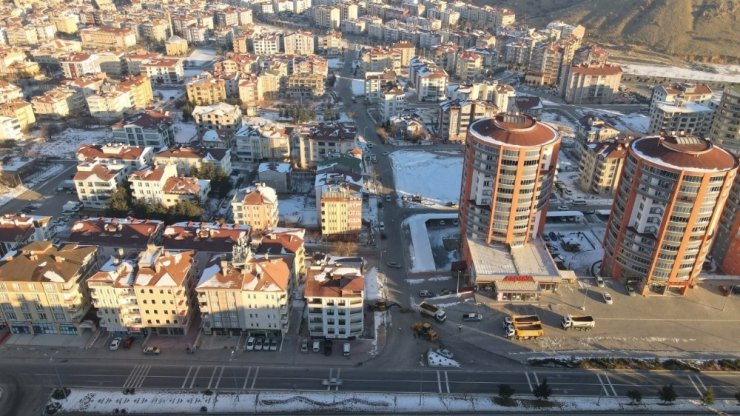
[1,161,77,218]
[4,360,739,400]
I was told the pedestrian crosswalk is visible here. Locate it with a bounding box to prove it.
[123,365,151,389]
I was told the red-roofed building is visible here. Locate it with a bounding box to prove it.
[562,62,622,104]
[111,110,174,149]
[304,263,364,339]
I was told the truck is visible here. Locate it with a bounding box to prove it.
[504,315,540,328]
[411,322,439,341]
[505,323,545,340]
[418,301,447,322]
[62,201,82,213]
[561,315,595,331]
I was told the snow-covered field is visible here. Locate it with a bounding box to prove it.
[49,388,740,414]
[390,150,463,207]
[187,48,217,66]
[155,89,183,102]
[278,195,318,228]
[328,58,344,70]
[174,122,197,144]
[619,62,740,82]
[540,111,577,136]
[610,113,650,134]
[404,213,459,273]
[29,129,111,158]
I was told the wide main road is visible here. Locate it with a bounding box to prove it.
[4,360,739,400]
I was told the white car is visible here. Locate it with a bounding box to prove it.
[109,337,121,351]
[245,336,255,351]
[602,292,613,305]
[503,317,513,329]
[596,277,605,287]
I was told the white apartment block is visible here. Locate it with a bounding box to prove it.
[409,57,448,102]
[0,81,23,105]
[140,58,184,85]
[252,33,281,56]
[380,87,406,122]
[111,110,175,149]
[74,162,127,210]
[283,31,315,55]
[231,183,279,232]
[192,102,242,136]
[59,53,100,79]
[0,115,21,140]
[196,254,293,335]
[129,164,210,208]
[305,263,364,340]
[76,144,153,175]
[234,121,291,162]
[291,122,358,169]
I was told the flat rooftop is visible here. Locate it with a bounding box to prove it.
[466,237,561,283]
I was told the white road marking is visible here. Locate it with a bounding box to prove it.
[181,366,194,389]
[694,375,707,391]
[242,367,252,390]
[250,367,259,389]
[524,372,533,392]
[533,372,540,386]
[207,366,219,389]
[436,371,442,393]
[604,374,617,396]
[443,371,450,394]
[688,375,702,397]
[123,365,150,389]
[596,373,611,396]
[189,366,201,389]
[213,366,225,389]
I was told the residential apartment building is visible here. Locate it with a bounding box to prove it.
[140,58,184,85]
[305,263,364,340]
[317,184,362,240]
[76,144,153,175]
[601,135,738,295]
[186,76,227,106]
[66,217,164,258]
[0,241,98,335]
[59,53,100,79]
[129,164,210,208]
[455,51,484,81]
[154,146,232,175]
[360,47,402,74]
[0,99,35,131]
[291,122,358,169]
[252,32,281,56]
[31,87,85,118]
[709,85,740,156]
[409,57,448,102]
[438,99,498,142]
[283,31,315,55]
[0,214,54,257]
[89,245,197,335]
[379,87,406,122]
[74,162,127,210]
[234,121,291,163]
[86,88,136,121]
[364,69,397,103]
[80,27,137,50]
[314,6,341,30]
[192,102,242,137]
[459,114,560,247]
[562,63,622,104]
[196,254,293,336]
[713,176,740,275]
[285,73,326,98]
[231,183,279,231]
[165,36,189,56]
[0,116,21,140]
[111,110,175,149]
[648,82,714,136]
[0,81,23,104]
[578,139,629,195]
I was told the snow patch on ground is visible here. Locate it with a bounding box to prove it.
[327,58,344,69]
[174,122,197,144]
[278,195,318,228]
[406,276,452,285]
[404,213,459,273]
[390,150,463,207]
[29,129,111,158]
[427,350,461,367]
[155,89,183,102]
[188,48,217,66]
[619,62,740,82]
[364,267,381,301]
[51,388,737,413]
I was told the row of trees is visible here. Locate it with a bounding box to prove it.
[106,184,203,223]
[496,380,732,407]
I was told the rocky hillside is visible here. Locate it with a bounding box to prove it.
[478,0,740,61]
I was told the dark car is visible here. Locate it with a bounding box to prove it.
[419,290,435,298]
[121,336,135,349]
[323,340,333,356]
[719,285,731,296]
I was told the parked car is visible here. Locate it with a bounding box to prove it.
[439,289,452,296]
[109,338,121,351]
[322,377,343,386]
[301,338,308,353]
[419,290,435,298]
[142,346,160,355]
[626,285,636,296]
[269,338,278,351]
[245,336,255,351]
[254,338,264,351]
[386,261,401,269]
[462,313,483,322]
[602,292,613,305]
[312,340,321,353]
[557,205,569,210]
[596,277,605,287]
[121,336,135,349]
[324,340,333,356]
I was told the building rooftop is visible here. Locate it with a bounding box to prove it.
[466,238,561,282]
[67,217,164,249]
[468,113,559,147]
[631,135,738,172]
[0,241,96,283]
[162,221,251,253]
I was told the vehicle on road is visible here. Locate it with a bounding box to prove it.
[343,342,350,357]
[386,261,401,268]
[418,301,447,322]
[379,222,385,232]
[121,337,135,349]
[142,346,160,355]
[626,285,636,296]
[245,336,255,351]
[462,313,483,322]
[439,289,452,296]
[269,338,278,351]
[561,315,595,330]
[418,290,434,298]
[602,292,613,304]
[504,318,545,340]
[322,377,343,386]
[109,338,121,351]
[557,205,569,210]
[383,151,389,156]
[62,201,82,213]
[301,338,308,353]
[385,195,391,202]
[411,322,438,341]
[596,277,605,287]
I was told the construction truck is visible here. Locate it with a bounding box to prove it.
[411,322,439,341]
[418,301,447,322]
[561,315,595,331]
[505,323,545,340]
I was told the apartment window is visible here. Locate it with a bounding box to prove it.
[23,313,32,320]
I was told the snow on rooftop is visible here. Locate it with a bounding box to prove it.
[43,270,65,282]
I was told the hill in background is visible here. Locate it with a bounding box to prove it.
[477,0,740,61]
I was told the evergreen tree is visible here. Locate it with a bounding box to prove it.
[533,378,552,401]
[106,186,132,217]
[627,389,642,405]
[498,384,515,400]
[658,384,677,404]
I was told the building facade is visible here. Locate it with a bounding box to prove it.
[710,85,740,156]
[305,263,364,340]
[231,183,279,231]
[459,114,560,248]
[601,135,738,295]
